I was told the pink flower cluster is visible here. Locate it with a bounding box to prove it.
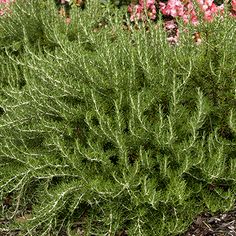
[128,0,157,22]
[128,0,235,24]
[163,18,180,45]
[231,0,236,17]
[128,0,236,44]
[0,0,12,3]
[159,0,199,25]
[0,0,14,16]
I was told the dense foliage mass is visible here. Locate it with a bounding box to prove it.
[0,0,236,235]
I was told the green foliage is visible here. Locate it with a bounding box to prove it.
[1,1,236,235]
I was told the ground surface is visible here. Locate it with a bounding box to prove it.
[1,206,236,235]
[181,207,236,236]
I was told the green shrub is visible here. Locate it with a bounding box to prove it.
[1,0,236,235]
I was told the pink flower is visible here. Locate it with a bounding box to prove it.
[196,0,225,22]
[146,0,155,5]
[128,0,157,22]
[230,0,236,17]
[0,0,11,3]
[159,0,227,25]
[0,0,14,4]
[127,0,236,45]
[232,0,236,11]
[160,0,185,17]
[181,1,196,24]
[0,0,14,16]
[163,19,180,45]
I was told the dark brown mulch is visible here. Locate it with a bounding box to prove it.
[180,207,236,236]
[1,205,236,236]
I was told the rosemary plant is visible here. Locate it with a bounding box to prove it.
[0,0,236,235]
